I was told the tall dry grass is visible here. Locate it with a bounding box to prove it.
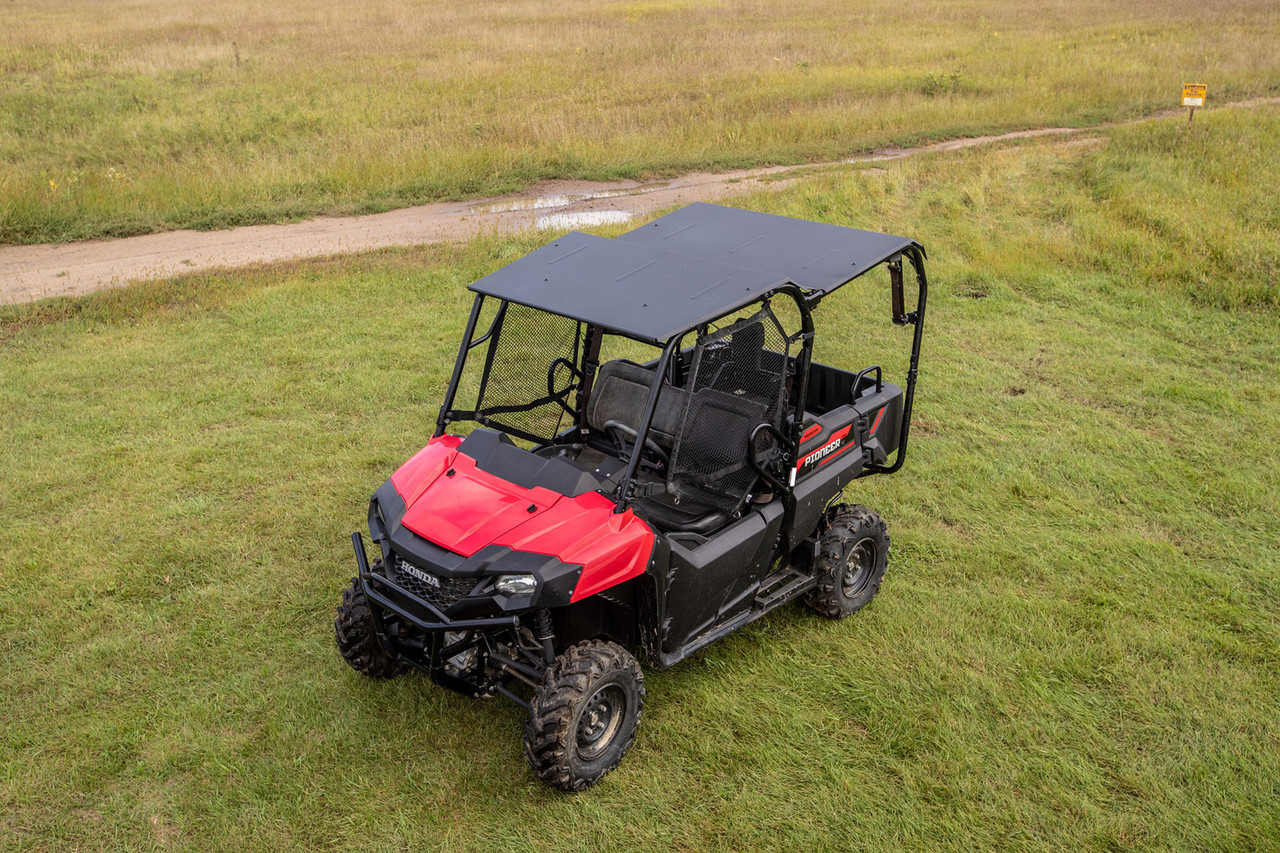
[2,0,1278,243]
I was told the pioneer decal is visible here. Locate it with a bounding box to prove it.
[800,432,848,467]
[795,424,853,476]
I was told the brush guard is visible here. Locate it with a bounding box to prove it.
[353,532,519,633]
[352,532,546,701]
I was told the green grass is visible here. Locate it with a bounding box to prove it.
[2,108,1278,851]
[3,0,1280,244]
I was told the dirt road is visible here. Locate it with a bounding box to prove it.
[0,165,805,303]
[2,99,1275,304]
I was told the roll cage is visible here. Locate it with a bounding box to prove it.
[432,204,928,536]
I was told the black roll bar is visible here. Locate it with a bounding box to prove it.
[613,337,680,513]
[864,244,927,476]
[435,294,485,437]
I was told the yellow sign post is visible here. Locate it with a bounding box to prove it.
[1182,83,1207,128]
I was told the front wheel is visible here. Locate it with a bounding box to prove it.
[524,641,644,791]
[802,504,889,619]
[335,577,405,678]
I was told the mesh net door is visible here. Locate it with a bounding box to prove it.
[666,305,793,512]
[455,301,583,444]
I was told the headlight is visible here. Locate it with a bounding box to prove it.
[495,574,537,596]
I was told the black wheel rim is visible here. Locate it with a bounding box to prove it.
[576,684,626,761]
[842,537,877,598]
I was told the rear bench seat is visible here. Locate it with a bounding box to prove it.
[585,360,765,535]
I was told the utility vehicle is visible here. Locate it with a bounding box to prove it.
[336,202,927,790]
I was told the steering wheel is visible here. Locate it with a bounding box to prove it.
[546,357,585,416]
[602,419,670,471]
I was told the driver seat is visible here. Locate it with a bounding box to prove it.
[585,359,684,450]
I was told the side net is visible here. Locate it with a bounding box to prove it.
[666,304,795,512]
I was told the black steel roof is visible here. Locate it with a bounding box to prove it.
[468,202,919,343]
[618,203,919,292]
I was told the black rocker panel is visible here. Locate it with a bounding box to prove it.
[660,501,786,653]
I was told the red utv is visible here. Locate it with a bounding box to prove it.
[336,202,928,790]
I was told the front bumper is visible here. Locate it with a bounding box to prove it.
[352,532,558,701]
[352,532,520,634]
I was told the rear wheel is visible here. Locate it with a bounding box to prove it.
[803,504,889,619]
[335,577,405,678]
[524,641,644,791]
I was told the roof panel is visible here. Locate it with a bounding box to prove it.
[467,203,920,343]
[616,202,917,294]
[468,231,786,343]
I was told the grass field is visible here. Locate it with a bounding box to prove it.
[3,0,1279,245]
[2,107,1279,851]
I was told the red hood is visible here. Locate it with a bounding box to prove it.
[389,435,654,602]
[392,436,565,554]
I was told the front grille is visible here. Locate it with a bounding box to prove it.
[392,557,476,611]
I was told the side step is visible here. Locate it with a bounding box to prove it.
[651,567,818,669]
[754,567,815,610]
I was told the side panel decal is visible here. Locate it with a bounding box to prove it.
[795,424,852,477]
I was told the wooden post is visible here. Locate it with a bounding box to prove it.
[1188,106,1195,130]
